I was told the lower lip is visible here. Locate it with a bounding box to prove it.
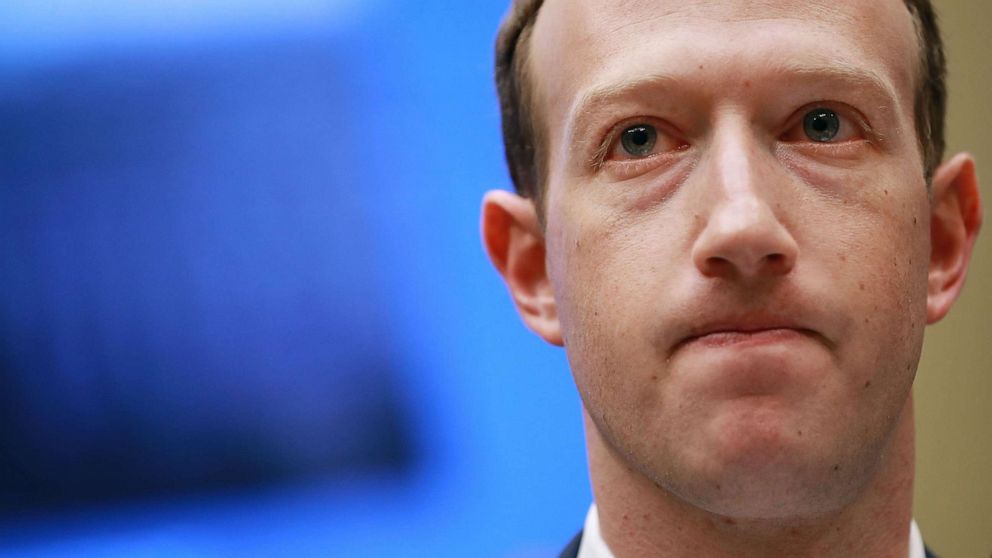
[688,328,807,349]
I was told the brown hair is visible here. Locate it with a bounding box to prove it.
[495,0,947,204]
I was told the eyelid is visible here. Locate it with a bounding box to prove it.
[780,102,876,144]
[590,116,687,170]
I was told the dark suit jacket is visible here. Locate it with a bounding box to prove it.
[558,530,939,558]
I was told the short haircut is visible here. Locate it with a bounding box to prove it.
[495,0,947,207]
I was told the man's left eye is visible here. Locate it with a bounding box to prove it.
[782,106,862,144]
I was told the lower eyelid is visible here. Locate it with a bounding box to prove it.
[601,149,689,180]
[777,139,871,162]
[609,137,687,161]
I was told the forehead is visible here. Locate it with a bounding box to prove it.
[528,0,920,142]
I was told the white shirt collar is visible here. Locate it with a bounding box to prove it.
[577,503,927,558]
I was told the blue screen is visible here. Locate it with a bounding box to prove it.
[0,2,589,556]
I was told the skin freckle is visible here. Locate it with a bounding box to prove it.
[864,380,871,388]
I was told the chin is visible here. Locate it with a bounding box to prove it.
[664,416,881,520]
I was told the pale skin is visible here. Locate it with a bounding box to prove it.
[483,0,982,556]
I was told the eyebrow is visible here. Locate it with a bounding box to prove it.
[775,61,898,102]
[566,62,899,147]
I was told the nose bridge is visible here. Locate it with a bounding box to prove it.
[691,119,798,279]
[706,114,773,209]
[713,119,762,204]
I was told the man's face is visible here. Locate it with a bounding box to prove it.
[531,0,930,518]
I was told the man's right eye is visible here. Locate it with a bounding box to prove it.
[620,124,658,157]
[598,119,689,177]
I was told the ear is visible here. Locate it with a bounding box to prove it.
[926,152,983,324]
[481,190,563,346]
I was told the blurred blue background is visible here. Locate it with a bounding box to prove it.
[0,1,589,556]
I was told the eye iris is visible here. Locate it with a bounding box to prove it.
[803,109,840,142]
[620,125,657,156]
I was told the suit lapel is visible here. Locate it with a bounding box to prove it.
[558,530,583,558]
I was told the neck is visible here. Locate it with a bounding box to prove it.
[586,396,916,558]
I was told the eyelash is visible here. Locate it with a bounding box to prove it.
[780,102,875,144]
[591,117,688,170]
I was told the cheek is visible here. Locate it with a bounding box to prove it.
[546,208,681,417]
[808,176,931,385]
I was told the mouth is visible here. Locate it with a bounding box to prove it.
[672,316,826,356]
[681,327,814,349]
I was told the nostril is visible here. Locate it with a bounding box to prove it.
[703,256,734,277]
[762,252,794,273]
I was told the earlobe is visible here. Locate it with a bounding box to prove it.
[926,153,983,324]
[481,190,563,346]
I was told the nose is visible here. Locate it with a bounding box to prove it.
[690,132,798,280]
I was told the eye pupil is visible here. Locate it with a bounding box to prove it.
[803,109,840,142]
[620,125,658,156]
